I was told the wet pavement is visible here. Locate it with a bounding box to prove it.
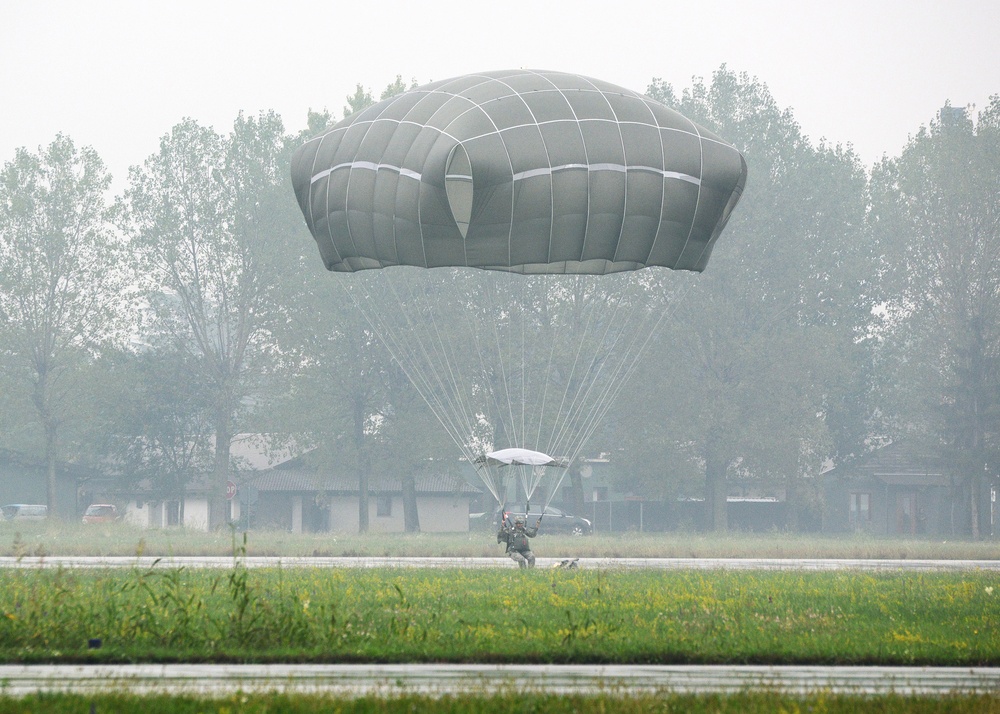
[1,555,999,570]
[1,663,998,696]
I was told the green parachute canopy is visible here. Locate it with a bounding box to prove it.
[291,69,746,276]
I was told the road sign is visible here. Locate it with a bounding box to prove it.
[225,480,237,501]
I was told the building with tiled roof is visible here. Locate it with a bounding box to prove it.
[112,435,483,533]
[242,461,480,533]
[821,441,958,536]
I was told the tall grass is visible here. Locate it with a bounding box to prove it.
[1,563,997,665]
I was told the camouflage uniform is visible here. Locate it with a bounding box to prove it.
[497,517,540,568]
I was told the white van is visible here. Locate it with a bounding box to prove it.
[1,504,48,521]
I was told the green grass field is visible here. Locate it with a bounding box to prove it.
[2,561,997,665]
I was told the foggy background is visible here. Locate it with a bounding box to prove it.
[3,0,998,188]
[1,0,998,539]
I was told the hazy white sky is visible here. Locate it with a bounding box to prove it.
[3,0,998,190]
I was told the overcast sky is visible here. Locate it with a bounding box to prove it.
[3,0,997,191]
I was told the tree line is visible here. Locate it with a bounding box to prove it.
[1,67,997,535]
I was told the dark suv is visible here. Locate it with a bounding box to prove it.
[497,504,593,536]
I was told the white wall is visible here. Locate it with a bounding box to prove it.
[123,501,149,527]
[183,499,209,530]
[122,497,211,530]
[292,495,303,533]
[322,495,471,533]
[416,496,470,532]
[328,499,359,533]
[368,496,405,533]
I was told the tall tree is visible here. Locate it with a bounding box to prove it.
[0,135,132,516]
[118,112,296,527]
[285,77,430,532]
[870,98,1000,537]
[343,84,374,119]
[624,67,871,530]
[380,75,419,100]
[100,347,216,512]
[341,74,416,118]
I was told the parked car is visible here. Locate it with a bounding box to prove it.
[496,504,593,536]
[1,504,47,521]
[82,504,119,524]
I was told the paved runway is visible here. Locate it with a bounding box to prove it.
[1,555,998,570]
[1,663,998,696]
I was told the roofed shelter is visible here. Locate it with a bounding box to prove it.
[822,441,953,536]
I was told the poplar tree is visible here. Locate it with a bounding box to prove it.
[0,135,133,515]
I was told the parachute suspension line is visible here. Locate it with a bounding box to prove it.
[514,276,609,474]
[479,274,597,504]
[337,276,472,455]
[513,274,626,504]
[473,463,508,506]
[517,280,537,450]
[479,273,544,461]
[467,271,665,509]
[533,278,564,460]
[489,275,537,462]
[541,467,570,511]
[562,273,699,471]
[519,464,533,506]
[543,277,636,461]
[380,276,478,447]
[398,273,485,446]
[393,271,526,509]
[536,273,697,513]
[339,266,694,512]
[533,273,643,470]
[473,272,521,454]
[384,272,493,461]
[470,280,536,505]
[535,278,601,461]
[551,278,657,458]
[519,276,613,468]
[339,273,488,490]
[499,273,525,451]
[518,275,554,458]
